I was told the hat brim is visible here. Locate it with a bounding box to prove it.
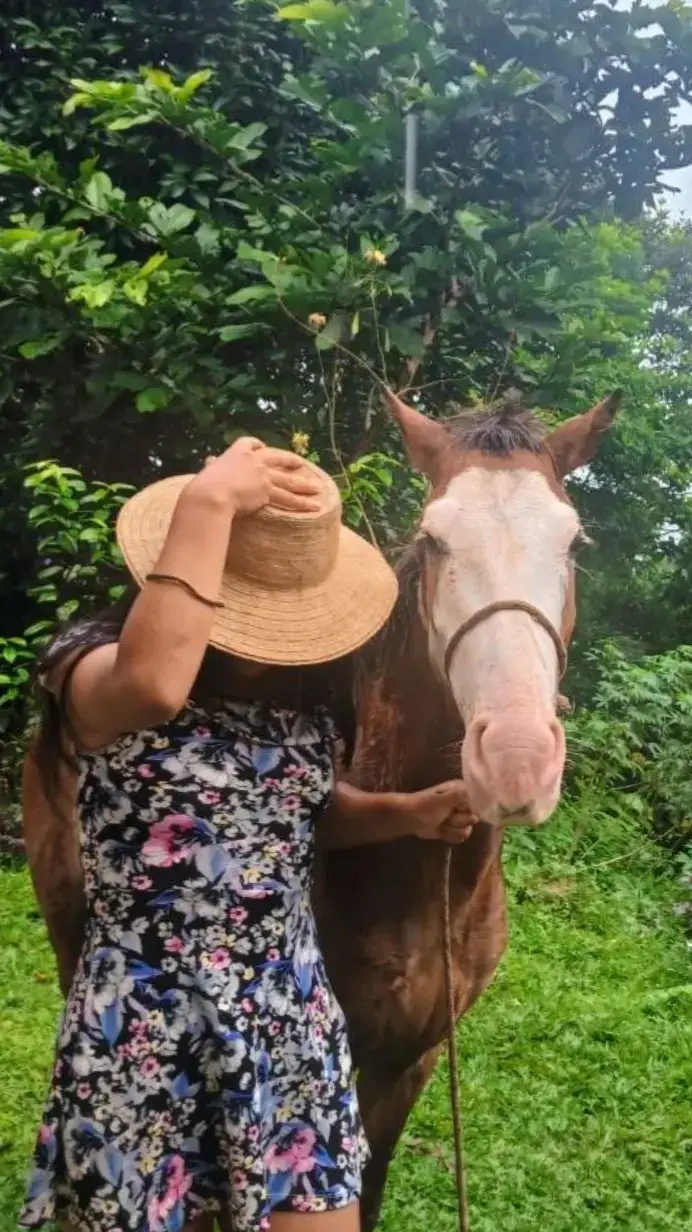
[116,475,399,666]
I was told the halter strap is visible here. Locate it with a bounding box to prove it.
[443,599,568,681]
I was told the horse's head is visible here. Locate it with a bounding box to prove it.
[384,387,621,827]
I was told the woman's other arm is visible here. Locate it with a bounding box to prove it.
[317,779,476,848]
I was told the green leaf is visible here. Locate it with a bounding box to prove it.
[107,111,158,131]
[277,0,349,22]
[315,312,347,351]
[456,209,488,242]
[226,285,275,306]
[136,387,171,413]
[84,171,115,212]
[62,92,91,117]
[123,279,148,305]
[196,222,220,255]
[68,280,116,308]
[229,122,267,151]
[218,323,262,342]
[178,69,214,101]
[139,252,167,278]
[142,67,174,93]
[147,202,196,236]
[18,334,63,359]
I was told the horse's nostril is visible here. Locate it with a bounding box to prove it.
[498,804,530,822]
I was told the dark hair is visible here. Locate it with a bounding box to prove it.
[447,388,545,456]
[33,592,357,805]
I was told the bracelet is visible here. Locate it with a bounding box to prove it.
[146,572,223,610]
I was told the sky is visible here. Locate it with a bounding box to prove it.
[661,100,692,218]
[617,0,692,218]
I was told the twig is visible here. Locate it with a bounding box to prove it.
[316,348,379,546]
[370,284,389,387]
[276,295,388,390]
[486,332,516,405]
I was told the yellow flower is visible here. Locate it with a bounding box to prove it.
[291,431,310,457]
[364,247,386,266]
[141,1155,157,1174]
[244,867,260,884]
[308,312,327,328]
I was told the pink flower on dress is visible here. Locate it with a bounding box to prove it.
[131,875,152,890]
[229,907,248,925]
[232,1169,248,1191]
[140,1057,159,1077]
[147,1155,192,1229]
[138,764,155,778]
[265,1128,317,1176]
[164,936,184,954]
[281,795,301,812]
[209,949,230,970]
[267,947,280,962]
[38,1125,52,1145]
[200,789,221,805]
[142,815,197,868]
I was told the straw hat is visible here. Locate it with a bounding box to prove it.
[116,458,399,666]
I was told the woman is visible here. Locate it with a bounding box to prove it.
[20,437,474,1232]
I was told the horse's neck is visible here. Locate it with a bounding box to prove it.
[352,583,503,890]
[353,601,463,794]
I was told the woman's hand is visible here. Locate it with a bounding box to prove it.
[318,779,476,849]
[401,780,476,843]
[190,437,322,516]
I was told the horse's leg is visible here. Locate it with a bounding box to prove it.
[357,1043,443,1232]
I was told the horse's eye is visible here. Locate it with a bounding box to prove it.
[418,532,450,557]
[571,531,593,556]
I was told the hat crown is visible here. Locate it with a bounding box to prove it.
[226,465,342,589]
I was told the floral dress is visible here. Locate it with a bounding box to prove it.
[20,699,368,1232]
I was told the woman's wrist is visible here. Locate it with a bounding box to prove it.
[183,472,238,518]
[364,789,415,838]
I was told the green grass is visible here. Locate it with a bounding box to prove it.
[1,796,691,1232]
[0,871,61,1232]
[381,799,692,1232]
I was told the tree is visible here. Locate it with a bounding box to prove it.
[2,0,692,740]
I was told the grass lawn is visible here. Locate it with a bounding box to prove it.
[1,798,691,1232]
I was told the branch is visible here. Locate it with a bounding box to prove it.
[351,275,467,459]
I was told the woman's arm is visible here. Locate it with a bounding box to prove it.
[57,438,321,750]
[317,779,476,849]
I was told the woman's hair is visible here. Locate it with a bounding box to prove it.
[32,591,357,805]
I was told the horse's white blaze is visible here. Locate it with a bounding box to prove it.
[420,468,580,721]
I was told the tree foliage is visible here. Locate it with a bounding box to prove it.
[2,0,692,743]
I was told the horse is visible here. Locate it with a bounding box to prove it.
[313,386,620,1228]
[21,386,620,1229]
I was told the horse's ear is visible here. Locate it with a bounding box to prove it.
[545,390,622,478]
[382,388,450,479]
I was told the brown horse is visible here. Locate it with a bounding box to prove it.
[21,387,620,1229]
[313,387,620,1228]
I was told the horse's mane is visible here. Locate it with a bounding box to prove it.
[445,388,545,456]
